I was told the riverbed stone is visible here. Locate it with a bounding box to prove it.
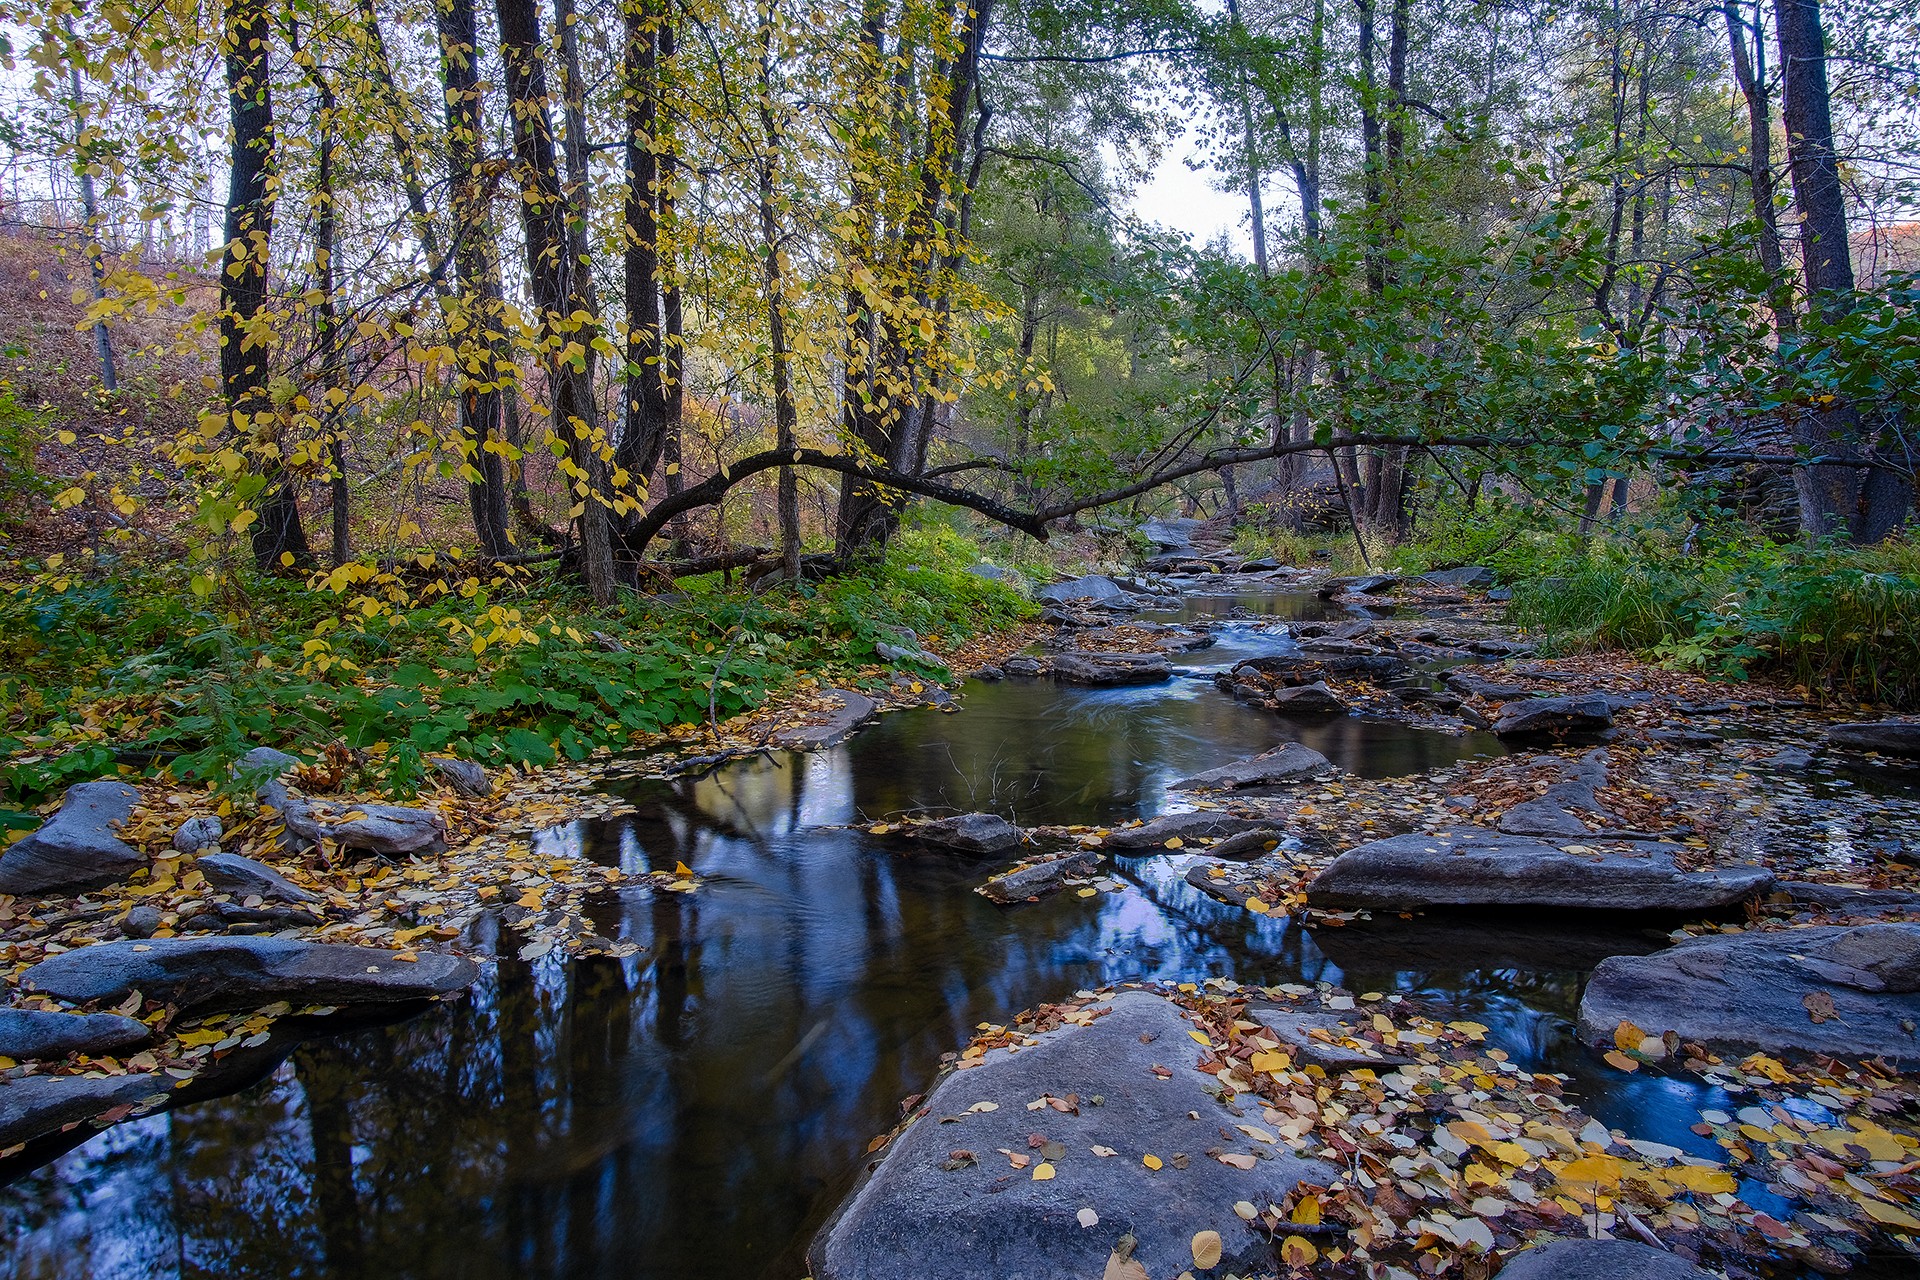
[1579,924,1920,1061]
[1307,831,1773,913]
[322,803,448,857]
[195,852,321,905]
[120,905,163,938]
[1171,742,1334,792]
[1417,565,1497,589]
[0,1009,154,1061]
[1049,651,1172,686]
[0,1072,166,1151]
[1319,574,1399,597]
[1246,1005,1414,1070]
[1104,811,1268,850]
[171,815,223,854]
[0,781,147,896]
[1035,574,1130,605]
[1828,720,1920,758]
[1491,694,1615,740]
[1496,1239,1720,1280]
[979,851,1100,904]
[1497,750,1613,837]
[808,990,1332,1280]
[907,813,1024,856]
[21,937,479,1016]
[772,688,878,750]
[1269,681,1348,714]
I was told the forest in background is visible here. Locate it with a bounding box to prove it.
[0,0,1915,805]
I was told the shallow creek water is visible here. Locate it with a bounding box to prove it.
[0,592,1792,1278]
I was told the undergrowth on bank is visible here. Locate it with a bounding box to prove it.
[0,523,1037,809]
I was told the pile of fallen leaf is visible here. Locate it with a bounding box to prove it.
[909,980,1920,1278]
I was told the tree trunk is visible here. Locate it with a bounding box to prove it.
[497,0,617,600]
[63,20,116,393]
[437,0,513,556]
[617,0,670,501]
[758,8,802,582]
[1725,0,1794,336]
[225,0,311,571]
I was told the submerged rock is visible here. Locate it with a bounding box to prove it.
[0,1009,154,1061]
[1307,831,1772,913]
[1496,1239,1719,1280]
[979,851,1100,904]
[1170,742,1334,792]
[1828,720,1920,759]
[771,688,878,750]
[1048,651,1171,686]
[1103,811,1267,850]
[808,991,1331,1280]
[906,813,1024,856]
[1491,694,1615,741]
[0,781,147,896]
[22,937,478,1017]
[1579,924,1920,1061]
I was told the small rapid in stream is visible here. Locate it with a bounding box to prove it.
[0,589,1804,1279]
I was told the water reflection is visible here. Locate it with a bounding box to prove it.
[0,633,1695,1280]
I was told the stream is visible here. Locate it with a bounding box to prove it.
[0,590,1799,1278]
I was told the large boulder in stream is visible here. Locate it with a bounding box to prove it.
[1827,720,1920,759]
[0,1072,167,1151]
[1049,652,1171,686]
[0,1008,154,1061]
[21,937,478,1017]
[0,781,147,896]
[1307,831,1773,913]
[808,990,1332,1280]
[979,851,1101,904]
[1104,811,1267,850]
[1171,742,1334,792]
[1579,924,1920,1062]
[1035,575,1132,606]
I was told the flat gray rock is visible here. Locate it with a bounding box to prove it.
[1418,566,1497,589]
[196,852,321,905]
[1776,881,1920,915]
[429,756,492,797]
[1829,720,1920,758]
[1104,811,1266,850]
[808,991,1331,1280]
[1035,574,1129,604]
[1492,694,1615,740]
[1247,1005,1413,1070]
[907,813,1024,856]
[771,689,878,750]
[22,937,478,1017]
[1171,742,1333,792]
[0,1009,154,1061]
[1497,1239,1720,1280]
[0,781,147,896]
[316,803,447,857]
[1049,652,1172,686]
[1269,681,1347,714]
[1579,924,1920,1061]
[1307,831,1772,913]
[979,852,1100,904]
[0,1072,166,1150]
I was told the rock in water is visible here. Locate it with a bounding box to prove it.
[1579,924,1920,1061]
[1306,831,1772,913]
[22,937,478,1017]
[1048,652,1172,686]
[1103,811,1268,850]
[807,991,1331,1280]
[0,1009,154,1061]
[1828,720,1920,758]
[906,813,1024,856]
[770,689,879,750]
[1491,694,1615,740]
[979,851,1100,904]
[1496,1239,1720,1280]
[195,852,321,904]
[1171,743,1334,792]
[0,781,147,895]
[0,1073,166,1151]
[1269,681,1348,714]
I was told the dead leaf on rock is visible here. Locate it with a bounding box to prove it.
[1802,990,1838,1024]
